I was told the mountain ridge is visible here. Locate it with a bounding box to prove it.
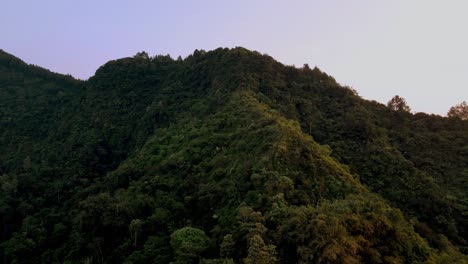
[0,47,467,263]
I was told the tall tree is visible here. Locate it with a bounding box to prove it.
[447,101,468,120]
[387,95,411,112]
[170,227,209,263]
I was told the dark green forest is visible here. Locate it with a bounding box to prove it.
[0,48,467,263]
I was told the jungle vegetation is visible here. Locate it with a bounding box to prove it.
[0,48,467,263]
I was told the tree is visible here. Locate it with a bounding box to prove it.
[243,235,278,264]
[170,227,210,263]
[220,234,235,258]
[387,95,411,112]
[447,101,468,120]
[129,219,143,247]
[134,51,150,60]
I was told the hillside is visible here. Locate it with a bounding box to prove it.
[0,48,467,263]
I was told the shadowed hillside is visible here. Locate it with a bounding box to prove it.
[0,48,467,263]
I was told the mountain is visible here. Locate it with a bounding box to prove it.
[0,48,467,263]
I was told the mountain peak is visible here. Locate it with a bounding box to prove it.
[0,49,467,263]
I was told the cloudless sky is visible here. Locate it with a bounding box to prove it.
[2,0,467,115]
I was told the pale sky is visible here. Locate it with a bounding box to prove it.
[1,0,467,115]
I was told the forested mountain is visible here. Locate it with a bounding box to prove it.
[1,48,467,263]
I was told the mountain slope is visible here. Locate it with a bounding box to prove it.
[222,52,468,248]
[0,48,466,263]
[0,50,81,172]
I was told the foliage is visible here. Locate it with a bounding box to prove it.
[0,48,467,263]
[448,101,468,120]
[170,227,210,263]
[387,95,411,112]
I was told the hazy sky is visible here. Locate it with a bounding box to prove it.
[2,0,467,115]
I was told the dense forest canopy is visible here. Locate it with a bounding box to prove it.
[0,48,467,263]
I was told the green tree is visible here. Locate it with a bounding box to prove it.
[1,232,36,263]
[448,101,468,120]
[0,174,18,198]
[170,227,210,263]
[243,234,278,264]
[134,51,150,60]
[220,234,235,258]
[387,95,411,112]
[129,219,143,247]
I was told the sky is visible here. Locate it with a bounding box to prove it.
[2,0,467,115]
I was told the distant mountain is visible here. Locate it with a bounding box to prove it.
[0,48,467,263]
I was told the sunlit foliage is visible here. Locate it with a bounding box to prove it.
[0,48,467,263]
